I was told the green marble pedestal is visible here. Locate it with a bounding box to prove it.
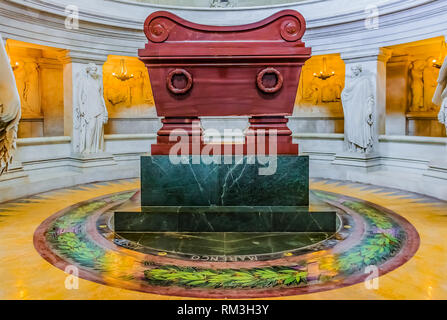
[114,155,337,233]
[141,155,309,207]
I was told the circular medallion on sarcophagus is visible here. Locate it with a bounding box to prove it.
[166,69,193,95]
[257,67,284,94]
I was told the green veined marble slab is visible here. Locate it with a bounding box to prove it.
[141,155,309,207]
[114,196,337,233]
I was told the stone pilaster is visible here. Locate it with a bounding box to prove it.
[0,160,27,183]
[60,52,115,168]
[61,53,106,151]
[428,35,447,175]
[385,53,411,136]
[437,36,447,136]
[333,48,392,170]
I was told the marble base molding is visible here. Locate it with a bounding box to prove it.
[332,152,382,172]
[68,152,117,169]
[17,118,44,138]
[0,135,153,203]
[0,161,27,183]
[104,117,162,135]
[424,160,447,180]
[1,133,447,203]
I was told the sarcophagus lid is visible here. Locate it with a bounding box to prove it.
[139,10,311,117]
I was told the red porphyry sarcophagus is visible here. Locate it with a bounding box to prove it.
[138,10,311,155]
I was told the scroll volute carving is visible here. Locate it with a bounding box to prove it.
[145,17,174,43]
[139,10,311,118]
[143,10,306,45]
[280,17,305,42]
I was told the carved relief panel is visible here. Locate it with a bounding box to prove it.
[6,40,67,138]
[386,37,446,137]
[10,57,42,118]
[103,56,155,118]
[408,57,440,113]
[295,55,345,114]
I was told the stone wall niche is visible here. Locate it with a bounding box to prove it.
[292,54,345,134]
[5,40,67,138]
[102,56,157,134]
[385,37,446,137]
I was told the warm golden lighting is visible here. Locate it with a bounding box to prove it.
[313,57,336,80]
[432,59,442,69]
[103,55,155,118]
[112,58,134,81]
[432,41,445,69]
[295,54,345,111]
[11,61,19,71]
[5,40,20,71]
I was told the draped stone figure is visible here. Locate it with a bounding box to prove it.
[341,65,375,153]
[23,62,41,116]
[13,60,41,117]
[0,35,21,175]
[75,63,108,154]
[423,57,438,112]
[129,70,154,106]
[408,60,425,112]
[432,56,447,134]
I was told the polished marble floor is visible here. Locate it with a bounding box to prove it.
[0,178,446,299]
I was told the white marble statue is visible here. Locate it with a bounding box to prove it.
[341,65,375,153]
[75,63,108,154]
[433,56,447,134]
[0,35,21,175]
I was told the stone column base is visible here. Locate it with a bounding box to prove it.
[332,152,381,172]
[0,160,28,182]
[424,159,447,180]
[69,152,117,169]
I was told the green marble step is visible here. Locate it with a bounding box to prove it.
[113,232,335,257]
[114,194,337,233]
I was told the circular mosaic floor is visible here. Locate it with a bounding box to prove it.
[33,187,420,299]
